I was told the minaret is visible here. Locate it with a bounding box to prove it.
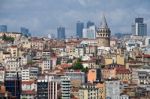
[96,15,111,47]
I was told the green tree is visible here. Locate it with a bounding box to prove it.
[69,58,89,73]
[2,34,14,42]
[67,59,72,63]
[56,58,61,65]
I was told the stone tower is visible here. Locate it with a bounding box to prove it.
[96,15,111,47]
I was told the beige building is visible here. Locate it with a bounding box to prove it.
[7,45,18,57]
[96,15,111,47]
[31,37,45,50]
[96,82,106,99]
[79,84,99,99]
[104,54,125,65]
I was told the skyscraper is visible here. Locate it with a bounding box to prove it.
[21,27,31,37]
[76,21,84,38]
[132,18,147,36]
[57,27,66,40]
[87,21,94,28]
[0,25,7,32]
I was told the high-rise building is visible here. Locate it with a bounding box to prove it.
[4,75,21,99]
[61,76,71,99]
[87,21,94,28]
[20,27,31,37]
[83,25,96,39]
[96,15,111,47]
[37,76,58,99]
[132,18,147,36]
[57,27,66,40]
[76,21,84,38]
[0,25,7,32]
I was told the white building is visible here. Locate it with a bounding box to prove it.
[83,25,96,39]
[21,66,39,81]
[105,79,120,99]
[145,36,150,46]
[21,80,37,99]
[41,59,53,73]
[74,46,85,57]
[125,40,143,51]
[0,66,5,82]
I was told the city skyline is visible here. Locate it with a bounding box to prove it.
[0,0,150,37]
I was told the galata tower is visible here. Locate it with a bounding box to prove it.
[96,15,111,47]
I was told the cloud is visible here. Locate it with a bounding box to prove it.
[0,0,150,36]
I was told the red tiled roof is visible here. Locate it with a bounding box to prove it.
[59,64,72,68]
[22,90,36,95]
[136,54,150,58]
[22,81,35,84]
[116,67,131,74]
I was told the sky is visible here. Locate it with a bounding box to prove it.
[0,0,150,37]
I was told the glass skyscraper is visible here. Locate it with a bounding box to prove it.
[0,25,7,32]
[21,27,31,37]
[57,27,66,40]
[132,18,147,36]
[76,21,84,38]
[87,21,94,28]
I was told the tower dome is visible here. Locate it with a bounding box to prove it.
[96,15,111,47]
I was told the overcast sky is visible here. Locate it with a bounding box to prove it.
[0,0,150,37]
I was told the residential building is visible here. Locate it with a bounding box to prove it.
[96,82,106,99]
[0,67,5,83]
[87,68,102,83]
[105,79,120,99]
[37,76,58,99]
[79,83,99,99]
[41,59,53,73]
[4,75,21,99]
[21,66,39,81]
[145,36,150,46]
[61,76,71,99]
[65,70,85,87]
[7,45,18,57]
[21,80,37,99]
[31,37,45,50]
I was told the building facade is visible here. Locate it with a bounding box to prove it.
[20,27,31,37]
[57,27,66,40]
[61,76,71,99]
[79,84,99,99]
[76,21,84,38]
[105,79,120,99]
[0,25,7,32]
[37,76,58,99]
[132,18,147,36]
